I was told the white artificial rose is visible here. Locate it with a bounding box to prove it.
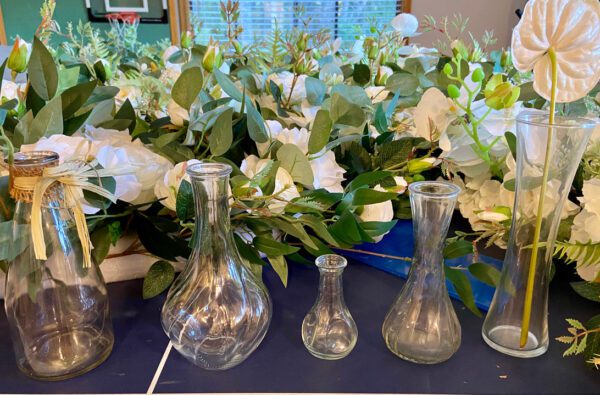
[162,45,182,73]
[390,13,420,37]
[240,155,300,213]
[124,145,173,205]
[257,120,284,156]
[20,134,93,163]
[155,159,202,211]
[309,150,345,193]
[82,125,139,152]
[267,72,307,105]
[167,98,189,126]
[114,82,142,108]
[93,145,143,205]
[511,0,600,102]
[359,185,395,242]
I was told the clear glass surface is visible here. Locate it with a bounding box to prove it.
[382,181,461,364]
[302,254,357,360]
[482,112,595,358]
[4,151,113,381]
[161,162,272,370]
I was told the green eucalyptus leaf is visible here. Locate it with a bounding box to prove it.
[305,76,327,105]
[277,143,314,185]
[346,171,392,192]
[143,260,175,299]
[234,234,265,266]
[214,69,243,102]
[245,97,269,143]
[29,37,58,100]
[330,93,365,127]
[209,107,234,156]
[172,67,203,110]
[353,63,371,85]
[570,281,600,303]
[386,73,419,96]
[308,109,332,154]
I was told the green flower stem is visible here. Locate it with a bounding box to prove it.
[520,47,557,349]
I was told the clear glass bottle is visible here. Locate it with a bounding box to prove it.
[482,112,595,358]
[302,254,357,360]
[382,181,461,364]
[4,151,114,381]
[161,161,272,370]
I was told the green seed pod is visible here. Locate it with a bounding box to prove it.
[443,63,453,76]
[471,68,485,83]
[447,84,460,99]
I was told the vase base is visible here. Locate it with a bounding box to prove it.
[482,325,547,358]
[306,347,354,361]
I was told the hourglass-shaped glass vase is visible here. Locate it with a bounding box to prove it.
[382,181,461,364]
[161,162,272,370]
[482,112,595,358]
[302,254,358,360]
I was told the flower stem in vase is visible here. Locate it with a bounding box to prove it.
[520,47,557,348]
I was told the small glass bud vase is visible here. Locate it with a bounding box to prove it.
[4,151,114,380]
[382,181,461,364]
[302,254,357,360]
[161,162,272,370]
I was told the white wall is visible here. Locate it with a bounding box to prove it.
[410,0,527,50]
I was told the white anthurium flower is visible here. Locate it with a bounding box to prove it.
[309,150,346,193]
[167,98,189,126]
[512,0,600,102]
[21,134,94,163]
[240,155,300,213]
[441,123,509,178]
[359,185,395,242]
[365,86,390,104]
[413,87,457,142]
[155,159,202,211]
[390,13,420,38]
[472,101,524,137]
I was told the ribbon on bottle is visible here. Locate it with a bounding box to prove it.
[11,160,134,268]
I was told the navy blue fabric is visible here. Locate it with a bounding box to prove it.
[0,260,598,393]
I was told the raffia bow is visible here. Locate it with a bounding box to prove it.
[12,160,134,268]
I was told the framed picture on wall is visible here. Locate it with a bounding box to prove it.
[85,0,168,23]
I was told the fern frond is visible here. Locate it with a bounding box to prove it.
[555,241,600,267]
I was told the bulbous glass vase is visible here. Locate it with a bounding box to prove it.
[482,112,595,358]
[4,151,113,381]
[302,254,357,360]
[382,181,461,364]
[161,162,272,370]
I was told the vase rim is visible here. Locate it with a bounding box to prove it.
[187,161,232,178]
[9,151,59,166]
[516,111,597,129]
[409,181,460,199]
[315,254,347,270]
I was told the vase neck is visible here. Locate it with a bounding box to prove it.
[315,254,347,306]
[409,182,460,271]
[188,162,233,257]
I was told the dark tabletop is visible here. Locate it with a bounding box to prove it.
[0,258,598,394]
